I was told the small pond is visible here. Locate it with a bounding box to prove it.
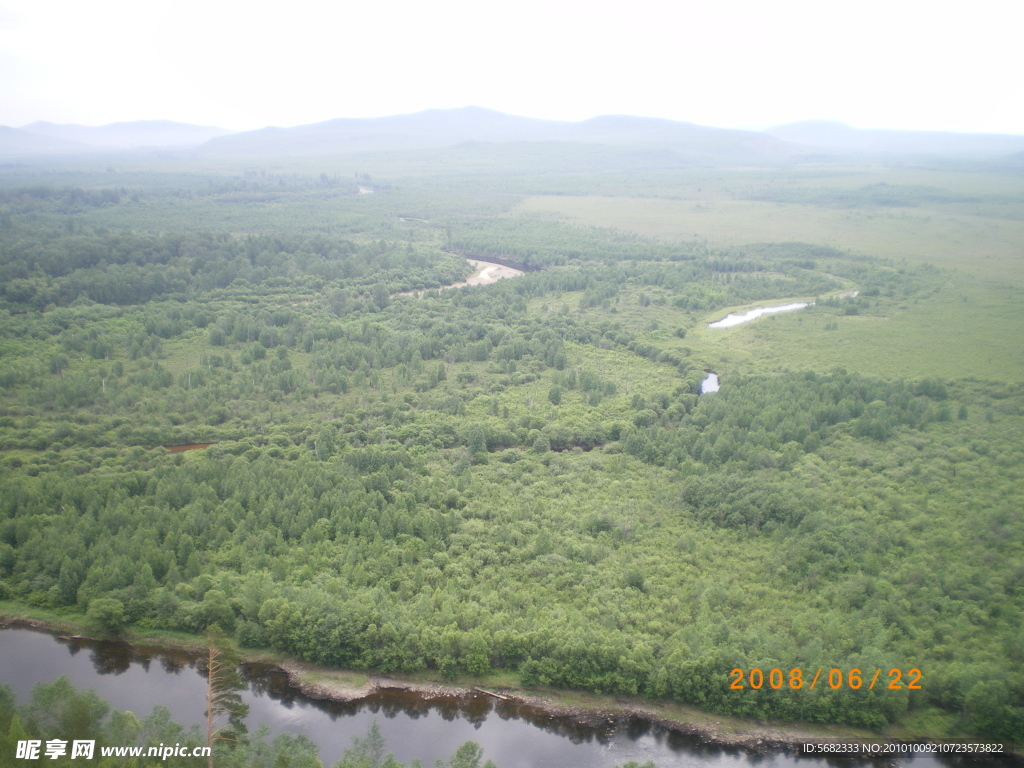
[700,373,720,394]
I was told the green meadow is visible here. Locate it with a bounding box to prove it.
[512,164,1024,383]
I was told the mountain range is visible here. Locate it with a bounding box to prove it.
[2,108,1023,160]
[195,107,790,160]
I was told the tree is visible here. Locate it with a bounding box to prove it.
[964,679,1023,741]
[336,721,386,767]
[204,627,249,767]
[87,598,126,634]
[548,386,562,406]
[443,741,497,768]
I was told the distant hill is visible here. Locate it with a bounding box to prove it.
[19,120,233,149]
[765,120,1024,155]
[0,126,89,156]
[8,110,1024,161]
[197,106,795,161]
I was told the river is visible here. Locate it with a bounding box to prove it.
[393,258,524,298]
[0,627,844,768]
[0,627,999,767]
[708,303,813,329]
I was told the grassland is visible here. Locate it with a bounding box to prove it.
[512,164,1024,383]
[515,197,1024,284]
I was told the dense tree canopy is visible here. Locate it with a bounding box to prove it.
[0,172,1021,743]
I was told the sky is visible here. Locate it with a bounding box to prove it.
[1,0,1022,134]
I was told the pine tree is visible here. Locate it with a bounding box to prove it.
[204,627,248,768]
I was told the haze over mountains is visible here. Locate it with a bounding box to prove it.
[0,120,232,155]
[2,108,1024,160]
[21,120,232,149]
[763,120,1024,156]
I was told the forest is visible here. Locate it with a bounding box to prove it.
[0,143,1022,748]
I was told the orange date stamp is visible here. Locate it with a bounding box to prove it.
[729,668,921,691]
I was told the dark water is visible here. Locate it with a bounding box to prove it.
[0,627,975,768]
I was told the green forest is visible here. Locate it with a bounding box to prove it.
[0,145,1022,747]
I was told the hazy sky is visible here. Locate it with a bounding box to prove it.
[1,0,1021,134]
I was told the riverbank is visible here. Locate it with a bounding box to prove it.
[0,606,909,757]
[278,657,872,756]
